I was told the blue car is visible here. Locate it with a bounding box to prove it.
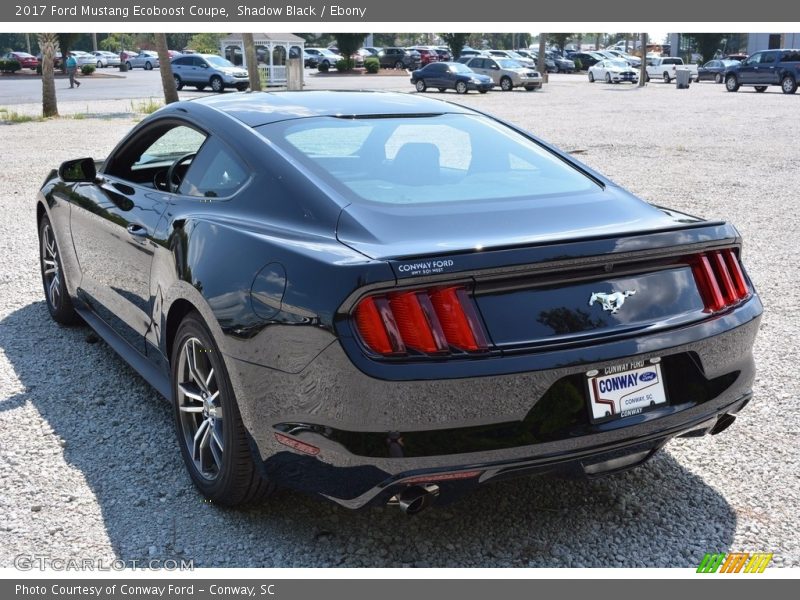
[724,48,800,94]
[411,61,494,94]
[171,53,250,92]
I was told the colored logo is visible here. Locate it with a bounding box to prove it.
[639,371,656,382]
[697,552,773,573]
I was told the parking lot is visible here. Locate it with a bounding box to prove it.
[1,75,798,567]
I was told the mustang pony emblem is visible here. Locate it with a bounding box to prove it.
[588,290,636,314]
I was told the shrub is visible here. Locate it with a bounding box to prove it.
[0,59,21,73]
[364,57,379,73]
[334,58,349,72]
[80,64,96,75]
[572,58,582,71]
[317,61,330,73]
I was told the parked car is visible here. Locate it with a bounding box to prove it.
[90,51,120,68]
[38,91,761,511]
[376,47,420,69]
[588,59,640,83]
[407,47,439,66]
[645,56,697,83]
[570,52,604,69]
[361,47,380,56]
[603,50,641,67]
[3,51,38,69]
[546,51,576,73]
[411,61,493,94]
[304,47,343,69]
[119,50,137,64]
[696,59,740,83]
[487,49,535,69]
[724,53,749,62]
[434,47,452,61]
[303,52,320,69]
[724,48,800,94]
[461,56,542,91]
[69,50,97,68]
[126,51,160,70]
[167,50,183,60]
[36,52,63,69]
[171,53,249,92]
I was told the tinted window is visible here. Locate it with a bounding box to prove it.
[762,52,777,64]
[426,63,446,73]
[745,53,761,65]
[173,57,191,66]
[469,58,484,68]
[133,126,206,169]
[192,56,206,67]
[179,138,249,198]
[262,114,599,205]
[781,50,800,62]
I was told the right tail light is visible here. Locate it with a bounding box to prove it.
[691,249,750,313]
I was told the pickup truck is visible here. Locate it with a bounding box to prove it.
[646,57,698,82]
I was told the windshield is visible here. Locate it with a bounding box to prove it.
[205,55,235,68]
[496,59,523,69]
[449,63,473,73]
[320,49,339,56]
[258,114,598,205]
[608,60,630,68]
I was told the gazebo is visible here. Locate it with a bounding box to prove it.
[220,33,306,86]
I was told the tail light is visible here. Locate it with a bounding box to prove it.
[691,249,750,313]
[353,285,489,357]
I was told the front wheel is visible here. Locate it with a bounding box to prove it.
[438,88,446,93]
[663,72,671,83]
[725,74,740,92]
[125,61,132,70]
[588,72,594,82]
[210,75,224,93]
[500,76,513,91]
[605,73,611,83]
[144,61,153,71]
[715,73,723,83]
[394,60,404,69]
[39,216,79,325]
[174,75,184,91]
[97,60,103,68]
[755,86,768,93]
[455,80,468,94]
[478,89,488,94]
[171,313,274,506]
[781,75,797,94]
[415,79,427,92]
[524,85,537,91]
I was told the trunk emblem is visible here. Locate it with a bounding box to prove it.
[588,290,636,314]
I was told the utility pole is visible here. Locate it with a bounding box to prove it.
[638,32,647,87]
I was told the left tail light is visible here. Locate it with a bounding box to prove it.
[690,248,750,313]
[353,285,489,357]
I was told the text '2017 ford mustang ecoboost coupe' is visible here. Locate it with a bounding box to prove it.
[37,91,761,514]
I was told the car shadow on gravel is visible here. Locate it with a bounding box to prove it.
[1,302,736,568]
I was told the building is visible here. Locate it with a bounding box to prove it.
[747,33,800,54]
[219,33,305,86]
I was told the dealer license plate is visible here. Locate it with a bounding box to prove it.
[586,359,667,423]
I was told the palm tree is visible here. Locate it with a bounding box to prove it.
[37,33,58,118]
[155,33,179,104]
[242,33,261,91]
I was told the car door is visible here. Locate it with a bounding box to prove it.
[424,63,445,87]
[738,52,761,84]
[759,51,779,84]
[68,120,208,353]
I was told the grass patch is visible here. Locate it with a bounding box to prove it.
[0,107,41,123]
[130,98,162,115]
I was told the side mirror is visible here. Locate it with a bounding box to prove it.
[58,157,97,183]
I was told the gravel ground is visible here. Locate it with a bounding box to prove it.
[1,75,798,568]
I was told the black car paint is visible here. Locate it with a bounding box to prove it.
[38,91,762,509]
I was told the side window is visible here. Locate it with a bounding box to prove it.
[745,53,761,65]
[762,52,777,64]
[782,50,800,62]
[132,126,206,170]
[179,138,249,198]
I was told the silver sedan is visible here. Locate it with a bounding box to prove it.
[126,51,159,70]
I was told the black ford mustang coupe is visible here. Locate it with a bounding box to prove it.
[38,91,761,513]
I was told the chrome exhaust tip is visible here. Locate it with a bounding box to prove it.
[395,485,438,515]
[710,413,736,435]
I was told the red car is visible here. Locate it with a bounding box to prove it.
[408,47,440,65]
[4,51,38,69]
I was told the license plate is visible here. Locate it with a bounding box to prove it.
[586,359,667,423]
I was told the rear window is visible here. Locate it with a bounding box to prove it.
[258,113,599,205]
[780,50,800,62]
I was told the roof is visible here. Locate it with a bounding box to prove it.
[221,33,306,44]
[190,91,474,127]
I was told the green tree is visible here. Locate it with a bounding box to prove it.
[440,33,469,59]
[187,33,223,54]
[99,33,137,52]
[335,33,366,69]
[550,33,574,53]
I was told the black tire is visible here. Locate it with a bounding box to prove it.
[438,88,446,93]
[524,85,537,91]
[394,60,404,69]
[715,73,723,84]
[125,61,132,70]
[588,72,594,83]
[174,75,184,91]
[500,76,513,91]
[663,72,671,83]
[455,80,468,94]
[171,312,274,506]
[39,215,79,325]
[646,73,651,82]
[195,84,206,91]
[725,74,740,92]
[415,79,427,92]
[210,75,224,93]
[605,72,611,83]
[755,86,768,93]
[478,89,488,94]
[144,61,153,71]
[97,60,103,69]
[781,75,797,94]
[236,83,248,91]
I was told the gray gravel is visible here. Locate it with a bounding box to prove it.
[1,76,798,568]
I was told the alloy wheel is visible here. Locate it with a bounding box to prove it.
[176,336,224,481]
[40,223,61,311]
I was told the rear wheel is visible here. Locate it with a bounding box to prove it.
[171,313,274,506]
[524,85,537,91]
[210,75,224,93]
[394,60,404,69]
[144,61,153,70]
[663,72,671,83]
[478,89,488,94]
[605,72,611,83]
[174,74,184,91]
[125,61,132,70]
[415,79,427,92]
[500,76,513,91]
[97,60,103,68]
[588,72,594,82]
[715,72,723,83]
[755,86,768,93]
[39,216,79,325]
[725,74,740,92]
[455,80,468,94]
[781,75,797,94]
[438,87,446,93]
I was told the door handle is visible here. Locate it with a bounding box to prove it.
[127,224,147,237]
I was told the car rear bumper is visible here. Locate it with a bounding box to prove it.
[226,298,761,508]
